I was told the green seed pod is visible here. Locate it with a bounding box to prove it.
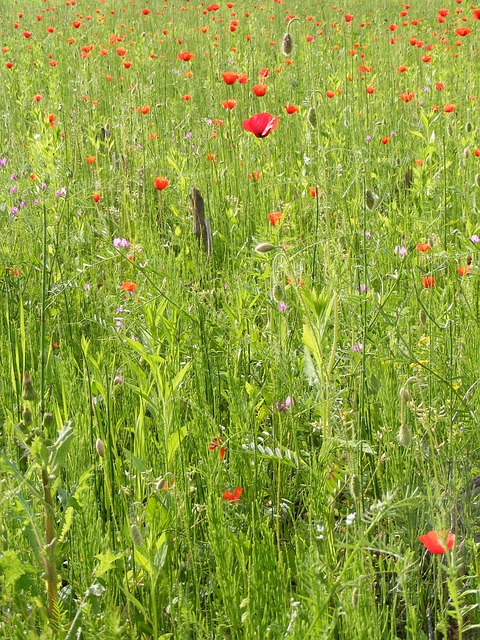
[281,33,293,56]
[466,122,472,133]
[418,309,427,326]
[22,374,38,402]
[307,107,317,128]
[399,387,410,404]
[475,174,480,189]
[397,423,412,447]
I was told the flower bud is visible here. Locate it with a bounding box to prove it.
[22,374,38,402]
[96,438,105,458]
[399,387,409,404]
[281,33,293,56]
[255,243,276,253]
[130,524,143,548]
[307,107,317,128]
[22,407,33,426]
[43,412,54,428]
[397,423,412,447]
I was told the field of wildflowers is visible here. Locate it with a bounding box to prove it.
[0,0,479,637]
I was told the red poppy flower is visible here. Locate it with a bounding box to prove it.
[121,281,137,292]
[6,61,13,69]
[209,436,226,460]
[137,105,150,114]
[207,3,220,10]
[178,51,195,61]
[242,112,279,138]
[33,94,43,102]
[418,530,455,554]
[416,243,431,252]
[238,73,248,84]
[154,176,169,190]
[258,68,269,78]
[23,31,32,38]
[284,105,298,114]
[422,276,435,288]
[455,27,471,36]
[435,82,444,91]
[92,193,101,203]
[221,71,238,85]
[268,211,283,226]
[400,92,415,102]
[252,84,267,97]
[86,156,96,164]
[443,103,456,113]
[421,55,432,63]
[344,14,354,22]
[366,87,375,94]
[381,136,390,144]
[457,264,471,276]
[142,8,150,15]
[72,21,82,28]
[474,9,480,20]
[397,65,408,72]
[222,99,237,109]
[326,90,335,98]
[116,47,126,56]
[223,487,242,502]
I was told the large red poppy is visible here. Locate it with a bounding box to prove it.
[242,112,278,138]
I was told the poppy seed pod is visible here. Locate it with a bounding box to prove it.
[307,107,317,128]
[281,33,293,56]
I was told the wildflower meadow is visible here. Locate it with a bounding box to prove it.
[1,0,480,638]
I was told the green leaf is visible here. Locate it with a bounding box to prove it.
[0,550,35,587]
[167,426,187,468]
[30,436,50,467]
[49,420,74,473]
[94,550,126,578]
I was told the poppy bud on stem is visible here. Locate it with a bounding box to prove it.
[281,33,293,56]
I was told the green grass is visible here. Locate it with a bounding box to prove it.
[0,1,479,638]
